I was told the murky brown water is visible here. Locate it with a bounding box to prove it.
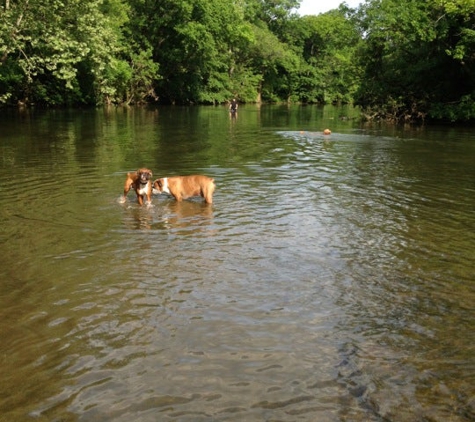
[0,106,474,421]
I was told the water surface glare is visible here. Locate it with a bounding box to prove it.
[0,106,474,421]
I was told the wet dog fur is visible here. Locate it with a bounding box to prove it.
[120,168,153,205]
[153,175,215,204]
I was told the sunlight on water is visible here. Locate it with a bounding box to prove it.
[0,106,474,421]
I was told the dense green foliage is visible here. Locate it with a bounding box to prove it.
[354,0,475,122]
[1,0,474,121]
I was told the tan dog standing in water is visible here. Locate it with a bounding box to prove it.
[120,168,153,205]
[153,175,215,204]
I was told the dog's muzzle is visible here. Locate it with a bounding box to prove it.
[140,173,151,183]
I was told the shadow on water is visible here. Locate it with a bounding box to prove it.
[0,106,474,421]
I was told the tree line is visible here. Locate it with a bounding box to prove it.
[1,0,474,122]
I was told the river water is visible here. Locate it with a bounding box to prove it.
[0,105,474,421]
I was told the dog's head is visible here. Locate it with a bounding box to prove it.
[137,168,152,184]
[153,178,170,194]
[153,178,164,192]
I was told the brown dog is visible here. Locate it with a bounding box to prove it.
[120,168,153,205]
[153,175,215,204]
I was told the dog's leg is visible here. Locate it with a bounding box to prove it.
[145,188,152,204]
[120,178,133,203]
[203,182,215,204]
[204,193,212,204]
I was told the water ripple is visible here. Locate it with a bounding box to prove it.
[2,112,474,422]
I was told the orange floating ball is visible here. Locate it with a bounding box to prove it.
[323,129,331,135]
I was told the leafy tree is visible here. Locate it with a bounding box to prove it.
[281,5,362,104]
[429,0,475,120]
[354,0,475,121]
[2,0,472,123]
[0,0,158,105]
[0,0,112,104]
[127,0,254,104]
[251,0,300,34]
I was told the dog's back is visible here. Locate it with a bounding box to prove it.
[154,175,215,203]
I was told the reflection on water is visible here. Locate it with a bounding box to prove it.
[0,106,474,421]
